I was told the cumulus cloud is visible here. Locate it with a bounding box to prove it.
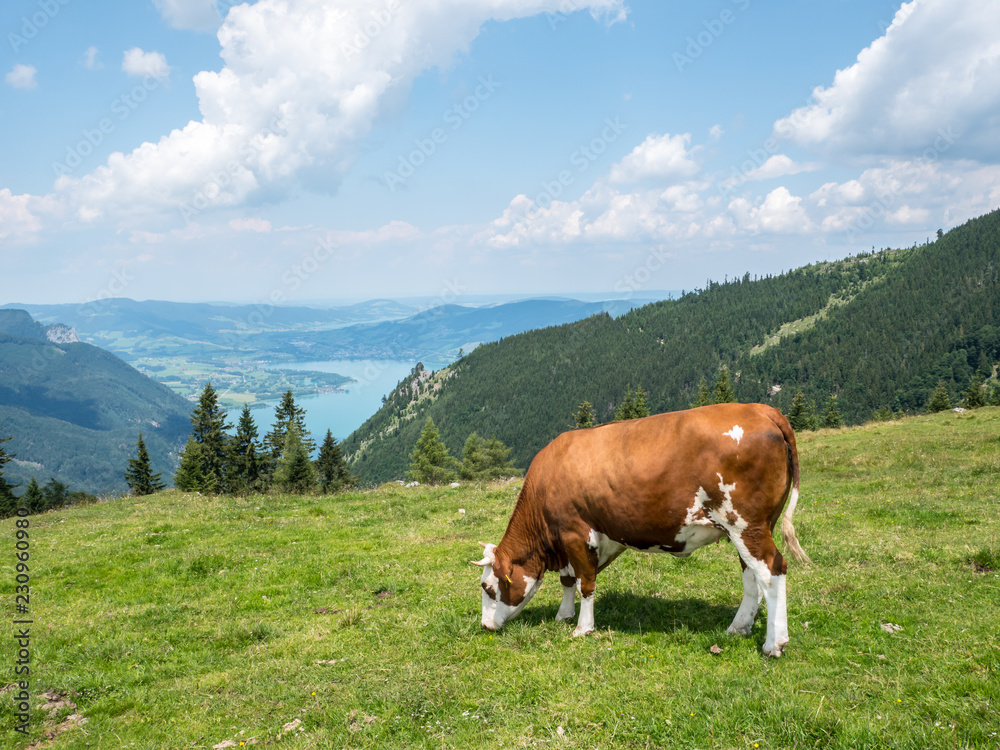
[744,155,821,181]
[0,189,42,241]
[121,48,172,80]
[774,0,1000,160]
[5,64,37,90]
[153,0,222,31]
[48,0,626,224]
[609,133,699,183]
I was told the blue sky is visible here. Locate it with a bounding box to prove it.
[3,0,999,304]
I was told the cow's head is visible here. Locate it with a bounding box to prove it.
[472,542,542,630]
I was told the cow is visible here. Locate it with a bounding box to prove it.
[473,402,811,657]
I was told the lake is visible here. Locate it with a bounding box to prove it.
[232,359,417,444]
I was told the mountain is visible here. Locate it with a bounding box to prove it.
[343,210,1000,483]
[243,298,659,366]
[0,310,192,494]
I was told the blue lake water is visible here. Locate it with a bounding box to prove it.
[232,359,417,444]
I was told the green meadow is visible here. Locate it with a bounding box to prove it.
[2,409,998,749]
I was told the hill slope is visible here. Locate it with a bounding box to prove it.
[2,410,997,749]
[0,310,191,493]
[344,210,1000,482]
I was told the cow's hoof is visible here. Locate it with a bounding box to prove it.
[762,643,783,658]
[555,610,575,622]
[727,623,752,636]
[571,626,594,638]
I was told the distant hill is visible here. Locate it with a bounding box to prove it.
[0,310,191,494]
[343,210,1000,483]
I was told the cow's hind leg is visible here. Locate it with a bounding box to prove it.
[733,531,789,657]
[556,574,576,621]
[727,559,763,636]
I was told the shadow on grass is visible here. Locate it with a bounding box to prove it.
[521,591,737,634]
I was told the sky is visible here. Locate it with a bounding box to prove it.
[2,0,1000,305]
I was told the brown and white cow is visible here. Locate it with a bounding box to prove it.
[473,402,811,657]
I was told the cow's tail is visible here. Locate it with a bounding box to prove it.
[771,410,812,566]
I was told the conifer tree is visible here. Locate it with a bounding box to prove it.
[174,437,213,493]
[459,433,521,482]
[22,477,43,514]
[315,429,354,493]
[787,391,814,432]
[823,394,842,428]
[690,378,712,408]
[41,478,69,511]
[713,368,737,404]
[991,382,1000,407]
[407,418,457,484]
[124,433,166,496]
[481,437,521,479]
[573,401,596,429]
[228,404,265,494]
[273,425,318,494]
[614,384,649,421]
[927,381,952,413]
[459,432,487,481]
[0,436,19,518]
[189,383,231,489]
[962,372,986,409]
[264,391,314,475]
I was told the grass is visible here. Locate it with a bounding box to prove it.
[2,408,999,749]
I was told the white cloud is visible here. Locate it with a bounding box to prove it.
[0,189,41,240]
[727,187,814,235]
[744,155,821,181]
[5,64,37,90]
[81,46,102,70]
[153,0,222,31]
[774,0,1000,160]
[609,133,699,183]
[322,220,421,245]
[48,0,626,224]
[121,48,172,81]
[229,217,273,233]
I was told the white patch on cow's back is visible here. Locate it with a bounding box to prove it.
[724,424,744,445]
[587,528,625,567]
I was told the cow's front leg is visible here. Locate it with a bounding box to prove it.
[727,561,763,636]
[562,537,598,637]
[556,573,576,621]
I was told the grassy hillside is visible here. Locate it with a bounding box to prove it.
[0,313,191,494]
[2,409,997,749]
[344,211,1000,484]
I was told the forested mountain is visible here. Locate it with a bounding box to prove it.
[0,310,191,494]
[343,210,1000,483]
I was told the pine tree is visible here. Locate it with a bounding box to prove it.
[962,372,986,409]
[0,436,19,518]
[41,478,69,511]
[991,382,1000,407]
[614,384,649,421]
[787,391,814,432]
[227,404,265,494]
[690,378,713,408]
[189,383,231,490]
[273,425,318,494]
[264,391,315,476]
[713,368,737,404]
[407,418,457,484]
[124,433,166,496]
[927,381,952,413]
[459,434,521,482]
[174,438,213,493]
[315,429,354,493]
[22,477,43,514]
[573,401,596,429]
[823,394,842,428]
